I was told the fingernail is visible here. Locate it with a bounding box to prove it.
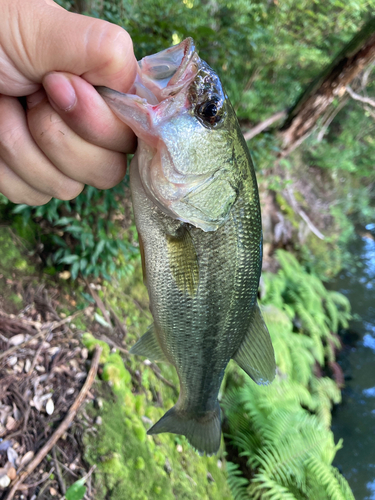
[44,72,77,111]
[27,89,47,109]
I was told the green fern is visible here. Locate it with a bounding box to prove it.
[224,250,353,500]
[226,462,250,500]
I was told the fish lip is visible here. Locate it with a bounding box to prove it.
[138,38,199,99]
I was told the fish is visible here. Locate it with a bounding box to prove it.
[96,38,275,455]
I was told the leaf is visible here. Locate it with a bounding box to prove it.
[12,204,29,214]
[59,254,79,264]
[65,478,87,500]
[94,312,111,328]
[54,217,74,226]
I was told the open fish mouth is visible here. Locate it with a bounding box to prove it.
[134,37,198,103]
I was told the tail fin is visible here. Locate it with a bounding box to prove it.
[147,402,221,455]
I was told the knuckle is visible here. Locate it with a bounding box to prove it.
[52,180,84,201]
[28,107,65,148]
[90,156,126,190]
[0,125,23,159]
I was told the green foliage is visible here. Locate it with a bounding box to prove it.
[262,250,351,365]
[11,181,138,280]
[65,479,87,500]
[224,250,353,499]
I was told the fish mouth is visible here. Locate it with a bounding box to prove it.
[135,38,199,103]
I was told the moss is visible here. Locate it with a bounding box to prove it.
[275,193,299,228]
[81,333,110,363]
[84,381,233,500]
[0,227,35,277]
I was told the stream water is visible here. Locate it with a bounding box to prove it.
[331,224,375,500]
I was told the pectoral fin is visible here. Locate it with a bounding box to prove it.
[166,226,199,297]
[130,324,169,363]
[233,303,276,385]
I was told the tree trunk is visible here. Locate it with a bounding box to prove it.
[278,17,375,156]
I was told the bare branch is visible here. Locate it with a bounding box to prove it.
[346,85,375,107]
[317,97,349,143]
[285,187,325,240]
[243,110,287,141]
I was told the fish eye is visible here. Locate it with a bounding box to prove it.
[197,99,222,125]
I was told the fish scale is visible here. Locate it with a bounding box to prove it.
[97,37,275,455]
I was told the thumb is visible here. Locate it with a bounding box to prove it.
[5,0,137,93]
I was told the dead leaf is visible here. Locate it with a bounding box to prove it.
[0,474,11,488]
[12,403,21,421]
[7,356,17,367]
[5,416,16,431]
[7,447,18,466]
[7,467,16,480]
[9,334,26,346]
[20,451,34,466]
[45,399,54,415]
[24,358,31,372]
[50,487,58,496]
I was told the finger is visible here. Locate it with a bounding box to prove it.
[0,95,84,199]
[27,96,128,189]
[0,159,51,205]
[42,72,137,153]
[5,0,137,95]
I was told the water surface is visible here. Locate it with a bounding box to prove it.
[331,224,375,500]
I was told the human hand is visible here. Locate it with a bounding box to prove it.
[0,0,138,205]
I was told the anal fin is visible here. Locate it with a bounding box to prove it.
[232,303,276,385]
[130,324,169,363]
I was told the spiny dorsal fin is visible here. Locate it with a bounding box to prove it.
[232,303,276,385]
[166,226,199,297]
[130,324,169,363]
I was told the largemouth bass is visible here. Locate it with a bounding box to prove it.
[97,38,275,455]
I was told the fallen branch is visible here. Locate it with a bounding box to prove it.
[52,446,66,496]
[243,110,287,141]
[285,187,325,240]
[5,346,102,500]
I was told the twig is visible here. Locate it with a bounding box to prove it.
[27,330,49,375]
[285,186,325,240]
[346,85,375,107]
[150,362,178,394]
[84,278,112,327]
[107,304,127,339]
[5,346,102,500]
[243,110,287,141]
[52,447,66,495]
[99,335,129,355]
[55,458,79,478]
[0,331,45,361]
[0,310,85,361]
